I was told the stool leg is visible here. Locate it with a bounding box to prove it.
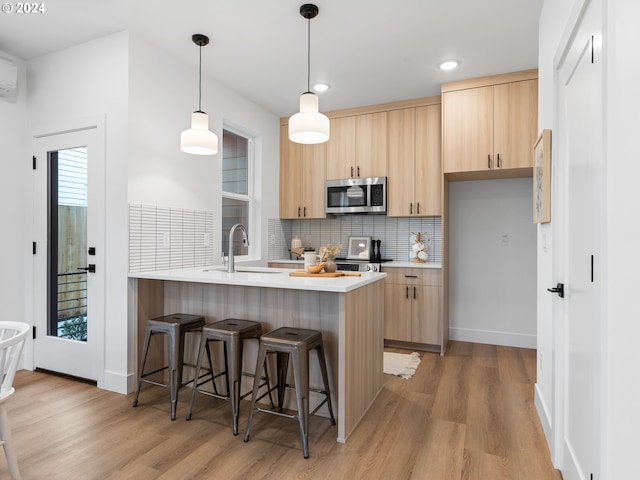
[168,328,179,421]
[316,343,336,425]
[228,336,242,435]
[132,328,153,407]
[186,334,208,420]
[243,342,267,443]
[292,348,310,459]
[263,357,275,409]
[204,338,218,396]
[276,351,289,413]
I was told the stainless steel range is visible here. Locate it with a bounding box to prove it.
[334,258,389,272]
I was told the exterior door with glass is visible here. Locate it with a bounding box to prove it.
[33,125,105,382]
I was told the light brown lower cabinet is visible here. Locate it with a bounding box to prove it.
[384,267,441,346]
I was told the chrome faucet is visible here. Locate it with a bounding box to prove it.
[228,223,249,273]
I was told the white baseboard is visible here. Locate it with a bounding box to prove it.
[535,384,554,456]
[99,370,135,395]
[448,327,536,349]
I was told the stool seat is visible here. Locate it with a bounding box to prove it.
[243,326,335,458]
[133,313,209,420]
[187,318,273,435]
[260,327,322,348]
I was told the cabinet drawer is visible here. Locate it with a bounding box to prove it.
[384,267,441,286]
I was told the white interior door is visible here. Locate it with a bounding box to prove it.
[554,0,603,478]
[33,124,105,382]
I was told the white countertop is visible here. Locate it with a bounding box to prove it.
[129,266,386,293]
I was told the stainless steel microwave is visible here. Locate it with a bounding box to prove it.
[325,177,387,214]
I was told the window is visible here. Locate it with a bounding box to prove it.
[221,129,252,256]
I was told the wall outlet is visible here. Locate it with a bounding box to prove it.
[538,351,543,372]
[500,234,509,247]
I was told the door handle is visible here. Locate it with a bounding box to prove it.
[78,264,96,273]
[547,282,564,298]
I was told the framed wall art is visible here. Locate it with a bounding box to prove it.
[533,129,551,224]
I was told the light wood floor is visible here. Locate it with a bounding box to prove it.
[1,342,561,480]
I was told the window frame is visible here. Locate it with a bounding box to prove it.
[221,125,254,260]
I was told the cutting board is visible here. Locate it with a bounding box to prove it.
[289,270,361,278]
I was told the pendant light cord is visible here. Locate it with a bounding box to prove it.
[307,16,311,92]
[198,43,203,112]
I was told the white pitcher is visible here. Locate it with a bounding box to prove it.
[303,251,320,269]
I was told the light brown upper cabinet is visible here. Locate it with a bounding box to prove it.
[388,104,442,216]
[326,112,387,180]
[442,70,538,176]
[279,125,326,219]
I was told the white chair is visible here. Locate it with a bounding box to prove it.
[0,322,30,480]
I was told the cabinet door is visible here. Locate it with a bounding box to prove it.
[415,104,442,215]
[412,285,441,344]
[443,86,494,173]
[356,112,387,178]
[301,142,326,218]
[326,116,356,180]
[387,108,415,216]
[384,283,412,342]
[493,79,538,169]
[279,125,303,218]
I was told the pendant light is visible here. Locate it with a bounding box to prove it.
[289,4,330,145]
[181,34,219,155]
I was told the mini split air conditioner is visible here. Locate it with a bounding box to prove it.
[0,56,18,97]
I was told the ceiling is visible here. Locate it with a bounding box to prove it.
[0,0,543,118]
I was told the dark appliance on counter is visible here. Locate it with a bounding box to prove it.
[325,177,387,215]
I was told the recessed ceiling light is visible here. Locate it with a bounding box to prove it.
[439,60,460,71]
[313,83,330,93]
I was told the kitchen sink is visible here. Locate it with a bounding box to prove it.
[203,267,281,274]
[235,268,282,274]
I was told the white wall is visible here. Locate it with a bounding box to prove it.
[604,0,640,477]
[127,34,280,265]
[26,32,130,392]
[449,178,536,348]
[0,53,27,341]
[535,0,574,451]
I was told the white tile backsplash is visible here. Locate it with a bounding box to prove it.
[129,204,214,272]
[268,216,442,264]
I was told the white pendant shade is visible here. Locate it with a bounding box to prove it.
[181,111,219,155]
[289,92,330,144]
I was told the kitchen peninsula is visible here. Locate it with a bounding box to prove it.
[129,266,385,443]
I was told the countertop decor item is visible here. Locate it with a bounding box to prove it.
[409,232,428,263]
[320,243,341,273]
[347,236,371,260]
[180,34,219,155]
[288,4,330,144]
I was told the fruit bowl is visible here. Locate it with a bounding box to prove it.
[306,262,326,274]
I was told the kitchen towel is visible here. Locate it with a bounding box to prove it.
[383,351,421,379]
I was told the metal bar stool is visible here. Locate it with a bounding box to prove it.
[186,318,274,435]
[243,327,336,458]
[132,313,212,420]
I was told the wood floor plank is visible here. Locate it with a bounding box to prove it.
[0,341,561,479]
